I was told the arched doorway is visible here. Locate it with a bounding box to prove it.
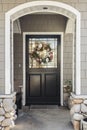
[5,1,81,106]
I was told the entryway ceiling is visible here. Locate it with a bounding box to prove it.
[13,14,75,34]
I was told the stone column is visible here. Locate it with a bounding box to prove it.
[0,92,17,130]
[69,93,87,130]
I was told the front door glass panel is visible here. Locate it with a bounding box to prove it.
[29,38,57,68]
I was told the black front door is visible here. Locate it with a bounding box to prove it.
[26,35,60,105]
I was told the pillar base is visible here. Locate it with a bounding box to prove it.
[69,93,87,130]
[0,92,17,130]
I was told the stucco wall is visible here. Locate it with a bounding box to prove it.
[0,0,87,94]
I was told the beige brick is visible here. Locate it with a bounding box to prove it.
[0,37,5,45]
[0,53,5,62]
[81,45,87,53]
[2,4,10,12]
[0,45,5,53]
[81,29,87,36]
[81,21,85,29]
[64,74,72,80]
[0,28,5,36]
[0,13,5,20]
[2,0,16,3]
[81,62,87,70]
[15,0,26,3]
[0,86,5,94]
[65,47,72,53]
[64,58,72,64]
[2,3,15,12]
[81,54,86,61]
[86,55,87,61]
[84,21,87,28]
[0,62,5,71]
[0,20,5,28]
[81,87,87,95]
[0,4,3,12]
[64,53,72,58]
[64,42,72,47]
[82,12,87,20]
[8,4,16,10]
[75,3,87,11]
[64,64,72,69]
[86,71,87,78]
[79,0,87,2]
[81,36,87,44]
[13,3,21,7]
[81,79,87,87]
[64,69,72,75]
[81,70,86,79]
[0,79,5,87]
[0,71,5,78]
[67,0,78,2]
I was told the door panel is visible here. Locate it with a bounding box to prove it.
[29,74,41,97]
[26,35,60,105]
[45,74,57,97]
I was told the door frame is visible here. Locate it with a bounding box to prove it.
[23,32,63,106]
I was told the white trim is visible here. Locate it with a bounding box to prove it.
[72,27,75,92]
[23,33,26,105]
[71,92,87,99]
[60,33,63,106]
[5,14,11,94]
[76,14,81,95]
[23,32,63,106]
[0,92,16,98]
[5,1,81,99]
[12,20,14,92]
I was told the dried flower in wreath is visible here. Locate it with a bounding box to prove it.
[29,42,53,64]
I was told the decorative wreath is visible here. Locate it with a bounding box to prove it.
[29,42,53,64]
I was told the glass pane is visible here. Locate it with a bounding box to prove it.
[29,37,57,68]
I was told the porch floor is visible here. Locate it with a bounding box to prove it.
[11,105,73,130]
